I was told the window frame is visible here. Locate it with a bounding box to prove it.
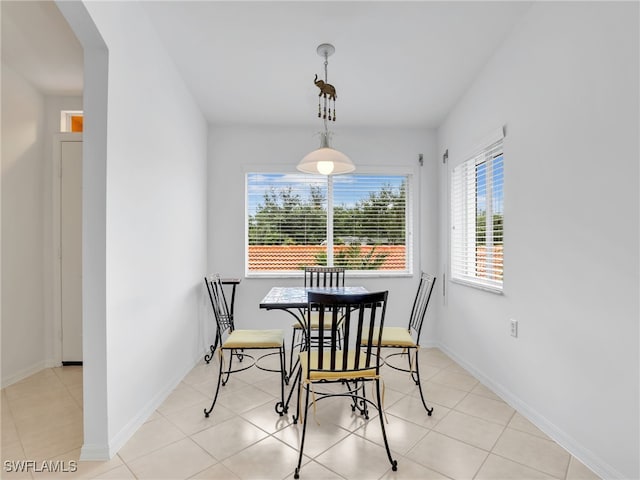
[450,131,505,294]
[244,164,416,278]
[60,110,84,132]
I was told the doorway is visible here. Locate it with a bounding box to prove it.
[53,133,83,364]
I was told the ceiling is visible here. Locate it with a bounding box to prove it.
[1,1,83,95]
[2,1,533,128]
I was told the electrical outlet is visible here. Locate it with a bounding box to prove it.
[510,319,518,338]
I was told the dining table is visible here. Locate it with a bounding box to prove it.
[259,285,369,413]
[260,285,368,387]
[259,285,368,327]
[260,286,369,316]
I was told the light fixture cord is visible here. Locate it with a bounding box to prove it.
[323,52,329,138]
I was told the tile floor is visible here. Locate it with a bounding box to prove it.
[1,348,601,479]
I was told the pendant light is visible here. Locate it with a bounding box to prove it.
[297,43,355,175]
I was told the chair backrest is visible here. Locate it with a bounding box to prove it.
[408,272,436,339]
[304,266,345,287]
[204,275,233,333]
[305,291,388,376]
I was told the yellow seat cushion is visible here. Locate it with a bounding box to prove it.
[292,311,343,330]
[362,327,416,348]
[222,329,284,349]
[299,350,378,380]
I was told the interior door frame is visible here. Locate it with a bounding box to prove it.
[53,132,83,365]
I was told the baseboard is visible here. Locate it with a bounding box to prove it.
[79,444,112,461]
[1,360,48,388]
[101,354,203,458]
[435,342,626,480]
[45,358,61,369]
[420,340,439,349]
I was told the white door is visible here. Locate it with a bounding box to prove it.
[60,140,83,363]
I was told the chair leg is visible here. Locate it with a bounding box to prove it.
[275,345,288,416]
[289,329,299,379]
[347,380,369,418]
[407,348,414,378]
[204,329,220,364]
[375,378,398,471]
[346,380,357,411]
[287,367,301,423]
[282,344,289,385]
[294,383,311,479]
[204,344,215,364]
[413,349,433,416]
[359,380,369,419]
[204,353,225,418]
[221,350,235,386]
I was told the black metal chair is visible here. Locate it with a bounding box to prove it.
[288,266,345,377]
[203,278,239,364]
[292,290,397,479]
[362,272,436,416]
[203,275,288,417]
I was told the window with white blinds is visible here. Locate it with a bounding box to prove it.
[451,137,504,292]
[246,173,411,275]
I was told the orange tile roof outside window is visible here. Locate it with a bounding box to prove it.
[248,245,406,271]
[71,115,83,132]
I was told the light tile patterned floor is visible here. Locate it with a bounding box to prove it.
[1,349,601,479]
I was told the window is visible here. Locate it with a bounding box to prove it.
[451,134,504,292]
[246,173,411,275]
[60,110,83,132]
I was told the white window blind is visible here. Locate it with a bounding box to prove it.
[246,173,411,274]
[451,137,504,292]
[247,173,327,271]
[332,175,409,270]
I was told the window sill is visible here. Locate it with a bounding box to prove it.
[450,277,503,295]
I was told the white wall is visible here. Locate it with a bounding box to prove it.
[61,1,209,458]
[436,2,639,479]
[1,64,47,386]
[207,126,439,338]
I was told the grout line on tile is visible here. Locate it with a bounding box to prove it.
[489,451,565,480]
[116,460,138,480]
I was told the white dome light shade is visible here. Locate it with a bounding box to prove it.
[297,147,355,175]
